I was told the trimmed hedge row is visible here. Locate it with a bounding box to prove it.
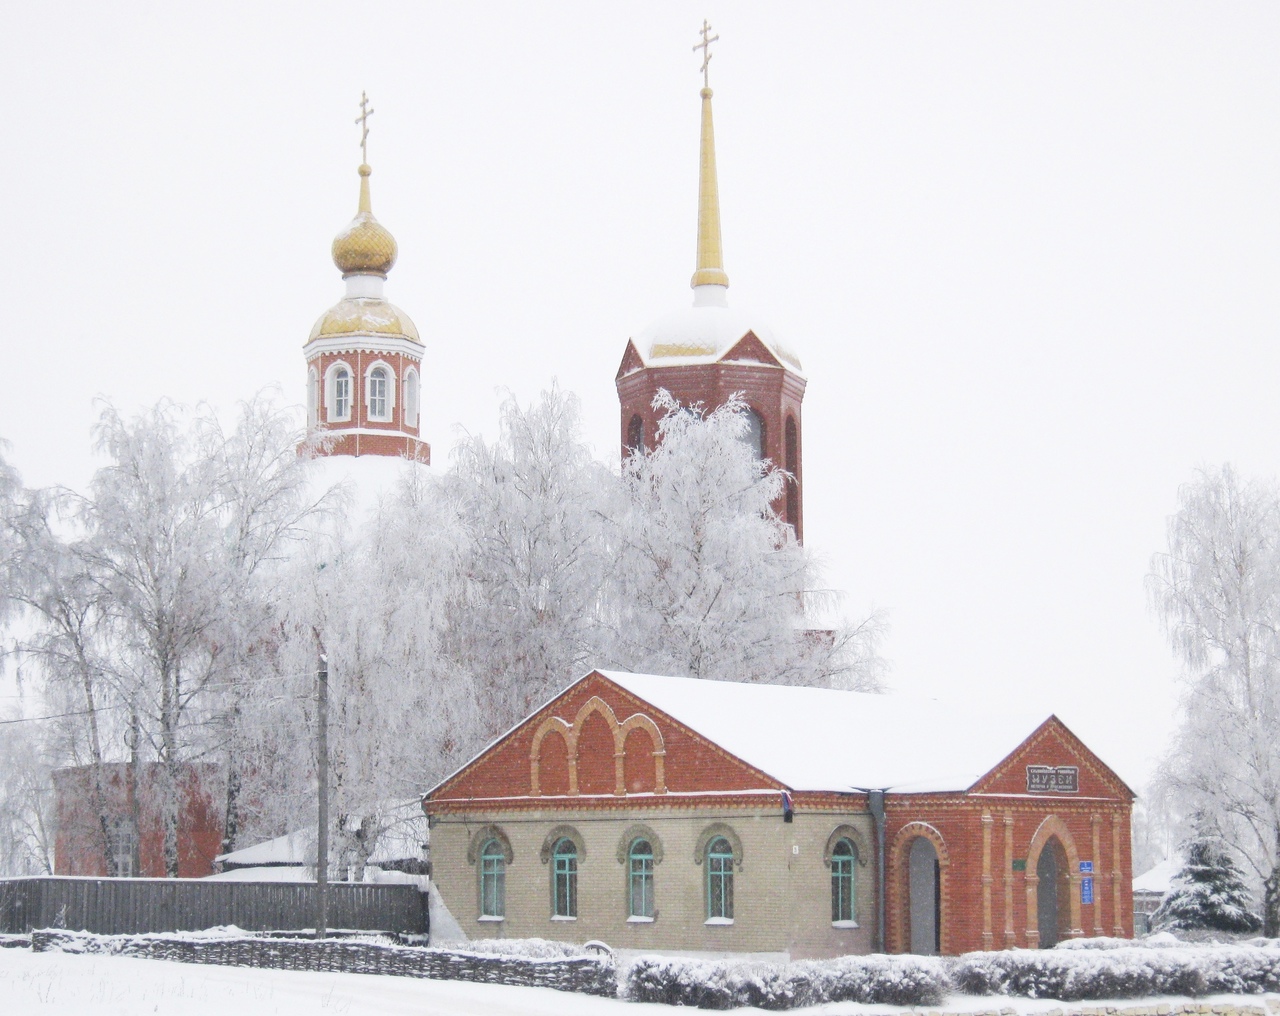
[626,944,1280,1008]
[624,954,950,1009]
[953,945,1280,1001]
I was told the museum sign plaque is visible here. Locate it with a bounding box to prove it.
[1026,765,1079,793]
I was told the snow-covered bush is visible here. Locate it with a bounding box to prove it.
[624,953,949,1009]
[952,944,1280,999]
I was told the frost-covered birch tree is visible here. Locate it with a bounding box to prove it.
[1148,465,1280,933]
[0,443,22,635]
[62,396,318,876]
[256,463,476,875]
[605,392,885,689]
[4,485,120,873]
[441,384,613,738]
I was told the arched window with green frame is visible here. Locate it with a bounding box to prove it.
[552,837,578,918]
[479,838,505,918]
[831,837,857,924]
[706,836,734,922]
[628,838,654,919]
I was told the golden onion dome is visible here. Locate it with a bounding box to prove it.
[309,297,420,343]
[331,164,398,277]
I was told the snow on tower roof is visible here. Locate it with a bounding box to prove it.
[632,293,803,373]
[599,670,1052,794]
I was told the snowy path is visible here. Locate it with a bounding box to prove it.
[2,948,1276,1016]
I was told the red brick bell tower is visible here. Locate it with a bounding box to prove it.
[615,27,806,540]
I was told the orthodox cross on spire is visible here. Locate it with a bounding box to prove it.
[355,91,375,164]
[693,19,719,88]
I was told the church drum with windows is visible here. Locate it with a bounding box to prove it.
[422,669,1134,958]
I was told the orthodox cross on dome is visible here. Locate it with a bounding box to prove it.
[693,19,719,88]
[355,91,375,164]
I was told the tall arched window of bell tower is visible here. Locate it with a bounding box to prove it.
[785,415,799,530]
[742,409,766,461]
[627,415,645,455]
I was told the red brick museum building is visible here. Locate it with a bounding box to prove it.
[424,670,1133,958]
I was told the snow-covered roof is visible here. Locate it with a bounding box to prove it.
[600,671,1053,794]
[1133,857,1181,895]
[631,289,803,374]
[204,865,314,882]
[216,801,426,867]
[217,829,314,867]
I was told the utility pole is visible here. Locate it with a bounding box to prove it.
[316,650,329,940]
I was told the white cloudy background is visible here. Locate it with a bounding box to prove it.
[2,1,1278,792]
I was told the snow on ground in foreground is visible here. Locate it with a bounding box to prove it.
[1,949,1275,1016]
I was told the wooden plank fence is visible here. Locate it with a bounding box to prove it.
[0,878,426,936]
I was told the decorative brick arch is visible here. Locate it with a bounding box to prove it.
[539,825,587,865]
[1025,815,1084,946]
[616,823,665,865]
[466,824,514,866]
[619,712,666,795]
[694,822,744,870]
[529,717,573,796]
[529,695,666,797]
[888,821,951,955]
[823,824,870,868]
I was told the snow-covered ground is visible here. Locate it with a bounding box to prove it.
[1,948,1276,1016]
[0,949,641,1016]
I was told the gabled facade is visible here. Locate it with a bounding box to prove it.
[423,670,1133,959]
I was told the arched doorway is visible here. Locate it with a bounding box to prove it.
[1036,836,1070,948]
[908,837,940,955]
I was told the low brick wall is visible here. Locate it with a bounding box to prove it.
[30,929,616,997]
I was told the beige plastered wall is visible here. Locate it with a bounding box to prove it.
[429,805,877,960]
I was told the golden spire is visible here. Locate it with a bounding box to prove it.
[691,20,728,290]
[332,92,398,278]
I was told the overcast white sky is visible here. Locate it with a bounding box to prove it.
[3,2,1279,795]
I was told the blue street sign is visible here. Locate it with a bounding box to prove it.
[1079,860,1094,873]
[1081,876,1094,904]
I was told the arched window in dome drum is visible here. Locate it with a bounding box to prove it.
[331,367,351,422]
[627,415,644,455]
[368,367,389,421]
[785,415,799,528]
[742,409,766,461]
[404,369,420,429]
[307,368,319,428]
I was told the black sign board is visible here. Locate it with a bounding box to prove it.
[1026,765,1079,794]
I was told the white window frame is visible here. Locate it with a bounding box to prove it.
[325,361,354,423]
[365,360,396,423]
[403,367,420,429]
